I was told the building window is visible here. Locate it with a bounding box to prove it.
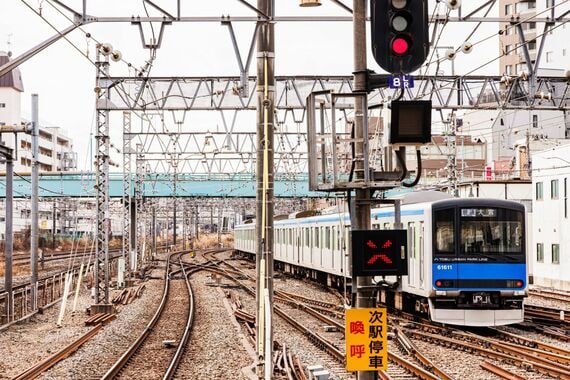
[528,41,536,51]
[551,179,559,199]
[536,243,544,262]
[546,51,553,62]
[547,0,553,7]
[536,182,543,200]
[0,103,6,108]
[552,244,560,264]
[506,65,513,75]
[532,114,538,128]
[564,178,568,219]
[505,4,512,15]
[563,49,567,57]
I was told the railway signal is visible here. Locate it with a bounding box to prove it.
[370,0,430,74]
[352,230,408,276]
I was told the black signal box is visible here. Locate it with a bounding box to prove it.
[352,230,408,277]
[390,100,432,145]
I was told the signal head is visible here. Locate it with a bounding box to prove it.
[371,0,430,74]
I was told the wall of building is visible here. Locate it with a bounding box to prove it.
[532,144,570,290]
[500,0,538,75]
[536,0,570,71]
[0,88,22,126]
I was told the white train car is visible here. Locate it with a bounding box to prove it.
[234,194,528,326]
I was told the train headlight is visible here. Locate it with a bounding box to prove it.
[435,280,442,287]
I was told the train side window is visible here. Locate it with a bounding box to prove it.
[408,222,415,258]
[434,208,455,254]
[305,228,310,247]
[536,243,544,262]
[536,182,543,200]
[383,222,391,230]
[552,244,560,264]
[325,226,331,249]
[314,227,319,248]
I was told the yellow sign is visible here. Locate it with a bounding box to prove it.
[345,307,388,371]
[40,220,50,229]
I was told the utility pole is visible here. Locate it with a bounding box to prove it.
[255,0,275,378]
[353,2,374,379]
[30,94,39,312]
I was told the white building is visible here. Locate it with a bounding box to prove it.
[536,1,570,72]
[532,144,570,290]
[0,51,77,173]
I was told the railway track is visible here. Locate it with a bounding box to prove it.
[525,304,569,327]
[101,251,195,380]
[399,318,570,379]
[529,288,570,304]
[219,254,458,380]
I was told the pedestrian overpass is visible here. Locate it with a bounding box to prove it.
[0,172,326,198]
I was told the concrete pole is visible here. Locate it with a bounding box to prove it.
[152,205,157,255]
[217,205,222,246]
[5,154,14,322]
[353,2,374,380]
[51,199,56,251]
[194,207,199,241]
[31,93,39,311]
[255,0,275,377]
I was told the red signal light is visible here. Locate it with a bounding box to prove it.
[392,37,409,55]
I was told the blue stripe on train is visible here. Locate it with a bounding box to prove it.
[432,263,526,290]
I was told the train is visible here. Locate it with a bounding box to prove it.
[233,192,528,327]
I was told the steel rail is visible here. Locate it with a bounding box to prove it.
[529,289,570,303]
[162,255,196,380]
[479,361,527,380]
[387,352,441,380]
[12,324,103,380]
[487,328,570,357]
[185,252,347,363]
[406,329,570,379]
[394,326,454,380]
[100,251,181,380]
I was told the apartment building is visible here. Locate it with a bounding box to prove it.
[0,51,77,173]
[500,0,538,76]
[532,144,570,290]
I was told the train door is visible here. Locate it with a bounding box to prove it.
[432,207,458,289]
[329,226,337,272]
[419,221,425,288]
[407,222,416,288]
[295,228,300,264]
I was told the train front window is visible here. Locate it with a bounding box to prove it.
[460,208,523,255]
[434,208,455,255]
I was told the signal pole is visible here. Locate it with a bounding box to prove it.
[255,0,275,378]
[354,2,374,380]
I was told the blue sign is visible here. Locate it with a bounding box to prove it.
[388,75,414,89]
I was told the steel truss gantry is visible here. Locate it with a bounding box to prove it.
[94,53,110,306]
[100,75,570,112]
[122,111,132,274]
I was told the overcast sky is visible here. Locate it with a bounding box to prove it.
[1,0,501,171]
